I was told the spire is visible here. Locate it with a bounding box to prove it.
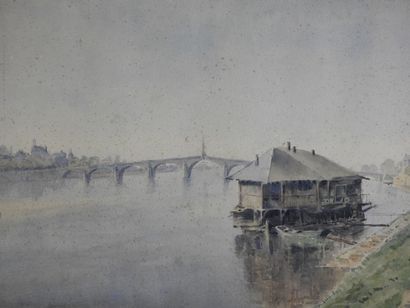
[201,134,206,159]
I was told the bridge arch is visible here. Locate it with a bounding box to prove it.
[84,166,114,184]
[147,162,178,179]
[183,159,204,179]
[223,163,245,178]
[114,164,144,184]
[62,170,72,178]
[62,169,86,179]
[114,165,132,184]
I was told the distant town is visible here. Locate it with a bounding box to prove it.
[0,140,407,174]
[0,140,122,172]
[1,140,410,189]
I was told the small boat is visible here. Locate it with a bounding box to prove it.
[275,223,360,247]
[275,225,324,248]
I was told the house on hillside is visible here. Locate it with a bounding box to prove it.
[230,143,366,226]
[393,166,410,189]
[392,154,410,189]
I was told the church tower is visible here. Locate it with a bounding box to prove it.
[201,135,207,159]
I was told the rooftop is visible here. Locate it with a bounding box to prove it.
[231,146,360,183]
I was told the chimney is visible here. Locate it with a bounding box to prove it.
[293,146,296,153]
[255,154,259,166]
[287,141,291,151]
[312,149,315,155]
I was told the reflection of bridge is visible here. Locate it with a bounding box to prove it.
[62,154,249,184]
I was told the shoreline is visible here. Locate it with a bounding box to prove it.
[325,210,410,269]
[319,209,410,306]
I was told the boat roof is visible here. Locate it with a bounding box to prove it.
[231,146,361,183]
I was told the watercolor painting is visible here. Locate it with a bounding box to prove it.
[1,1,410,307]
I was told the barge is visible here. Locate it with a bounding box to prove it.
[230,143,368,228]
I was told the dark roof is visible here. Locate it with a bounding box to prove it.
[231,147,360,183]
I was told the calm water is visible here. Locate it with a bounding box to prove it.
[0,166,409,308]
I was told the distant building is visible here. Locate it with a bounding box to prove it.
[67,150,77,165]
[393,154,410,189]
[14,150,29,162]
[31,145,49,159]
[231,144,365,226]
[88,156,100,166]
[0,145,12,160]
[0,144,12,158]
[52,151,69,167]
[0,145,10,155]
[31,139,50,160]
[101,156,113,164]
[401,154,410,168]
[393,167,410,188]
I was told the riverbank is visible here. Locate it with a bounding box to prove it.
[325,210,410,269]
[320,211,410,307]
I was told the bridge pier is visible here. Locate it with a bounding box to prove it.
[114,167,123,185]
[114,165,135,184]
[183,159,203,179]
[84,171,92,184]
[183,162,190,179]
[223,163,229,178]
[148,162,155,179]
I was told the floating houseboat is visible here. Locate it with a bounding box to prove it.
[230,143,366,227]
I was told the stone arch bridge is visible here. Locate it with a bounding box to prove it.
[61,155,249,185]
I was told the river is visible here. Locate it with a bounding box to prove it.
[0,164,409,307]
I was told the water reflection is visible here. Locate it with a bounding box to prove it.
[0,169,408,307]
[0,177,66,200]
[235,230,343,307]
[230,180,410,307]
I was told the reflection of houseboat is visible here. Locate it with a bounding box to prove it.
[230,143,367,227]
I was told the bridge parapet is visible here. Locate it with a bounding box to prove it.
[59,156,250,184]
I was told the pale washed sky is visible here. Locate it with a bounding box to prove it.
[0,0,409,169]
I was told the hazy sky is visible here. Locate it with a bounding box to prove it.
[1,0,409,169]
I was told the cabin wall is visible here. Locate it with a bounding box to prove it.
[282,180,318,208]
[262,180,320,209]
[262,182,281,209]
[327,179,362,206]
[239,182,262,209]
[261,178,362,209]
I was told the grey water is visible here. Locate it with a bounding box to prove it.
[0,165,408,308]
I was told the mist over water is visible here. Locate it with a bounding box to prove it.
[0,166,408,307]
